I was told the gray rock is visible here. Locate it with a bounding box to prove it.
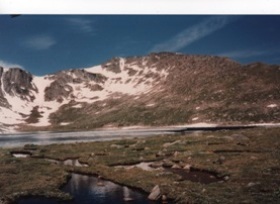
[183,164,192,170]
[45,69,107,102]
[171,164,181,169]
[148,185,161,201]
[0,67,35,105]
[247,182,260,187]
[102,57,122,73]
[162,194,168,203]
[224,176,230,181]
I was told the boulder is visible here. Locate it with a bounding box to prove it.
[162,194,168,204]
[183,164,192,171]
[223,176,230,181]
[171,164,181,169]
[148,185,161,201]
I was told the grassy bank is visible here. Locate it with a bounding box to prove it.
[0,127,280,203]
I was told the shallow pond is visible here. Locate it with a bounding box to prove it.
[18,173,162,204]
[1,128,177,148]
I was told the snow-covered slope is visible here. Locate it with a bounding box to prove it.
[0,52,279,133]
[0,56,168,131]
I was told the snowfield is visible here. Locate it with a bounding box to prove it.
[0,59,169,132]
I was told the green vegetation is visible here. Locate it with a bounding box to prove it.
[1,127,280,203]
[0,154,70,203]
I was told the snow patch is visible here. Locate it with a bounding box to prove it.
[121,126,147,130]
[85,63,162,96]
[0,74,34,124]
[252,123,280,127]
[146,103,155,107]
[64,87,71,92]
[115,162,155,171]
[2,67,9,72]
[69,83,108,102]
[60,122,71,126]
[72,104,82,108]
[0,107,25,124]
[174,123,218,128]
[267,104,277,108]
[12,153,29,158]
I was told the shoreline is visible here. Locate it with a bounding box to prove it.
[1,126,280,203]
[2,122,280,135]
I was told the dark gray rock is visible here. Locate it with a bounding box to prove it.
[0,67,8,107]
[3,68,35,97]
[102,57,122,73]
[44,69,107,102]
[0,67,35,107]
[45,81,73,102]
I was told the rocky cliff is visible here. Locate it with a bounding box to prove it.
[0,52,279,132]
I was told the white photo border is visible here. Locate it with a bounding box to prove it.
[0,0,280,14]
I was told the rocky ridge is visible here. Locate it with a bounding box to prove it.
[0,52,279,132]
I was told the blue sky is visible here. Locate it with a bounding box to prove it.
[0,15,280,75]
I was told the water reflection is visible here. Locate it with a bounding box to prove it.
[18,173,160,204]
[0,129,176,148]
[62,173,158,204]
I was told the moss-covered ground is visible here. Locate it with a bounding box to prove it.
[0,127,280,203]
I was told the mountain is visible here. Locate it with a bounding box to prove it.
[0,52,279,133]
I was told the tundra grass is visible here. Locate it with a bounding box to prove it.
[0,127,279,203]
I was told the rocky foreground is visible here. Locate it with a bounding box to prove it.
[1,127,279,203]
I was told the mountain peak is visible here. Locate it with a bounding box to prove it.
[0,53,279,132]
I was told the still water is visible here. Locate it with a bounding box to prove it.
[18,173,160,204]
[0,128,176,148]
[1,125,258,148]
